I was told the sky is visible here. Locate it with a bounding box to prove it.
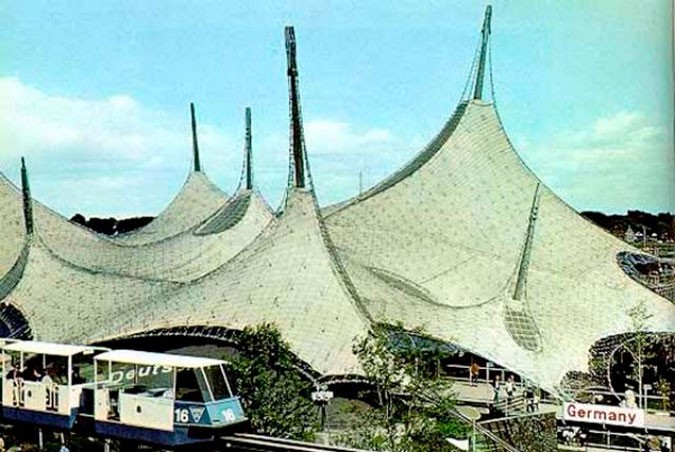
[1,0,673,217]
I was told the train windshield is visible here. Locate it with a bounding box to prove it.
[203,365,232,399]
[175,365,231,401]
[174,368,208,402]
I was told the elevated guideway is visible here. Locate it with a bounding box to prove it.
[219,434,373,452]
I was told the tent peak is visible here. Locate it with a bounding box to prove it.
[243,107,253,190]
[20,157,34,236]
[472,5,492,101]
[190,102,202,172]
[285,26,310,190]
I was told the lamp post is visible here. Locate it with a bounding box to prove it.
[311,385,334,431]
[472,418,476,452]
[458,405,481,452]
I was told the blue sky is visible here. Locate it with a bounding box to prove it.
[1,0,673,217]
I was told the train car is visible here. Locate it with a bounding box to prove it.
[92,349,246,447]
[1,340,106,429]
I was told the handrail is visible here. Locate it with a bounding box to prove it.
[444,364,518,385]
[450,407,520,452]
[559,427,654,451]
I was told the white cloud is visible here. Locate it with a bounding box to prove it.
[0,77,234,168]
[304,119,395,155]
[520,111,674,213]
[0,78,412,215]
[5,78,667,216]
[0,77,236,216]
[300,119,422,206]
[243,118,413,208]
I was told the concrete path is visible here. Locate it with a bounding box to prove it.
[453,381,496,403]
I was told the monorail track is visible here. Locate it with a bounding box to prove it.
[218,434,370,452]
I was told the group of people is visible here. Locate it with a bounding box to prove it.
[5,363,85,385]
[5,362,86,410]
[491,373,538,413]
[560,426,588,447]
[7,363,56,382]
[468,362,541,414]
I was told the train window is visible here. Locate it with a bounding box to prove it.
[71,356,93,384]
[106,362,172,394]
[96,360,109,385]
[109,362,135,387]
[3,351,18,378]
[44,356,68,385]
[18,353,41,381]
[194,368,213,402]
[203,365,230,400]
[176,368,211,402]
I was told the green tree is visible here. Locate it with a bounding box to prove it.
[228,323,317,440]
[344,324,468,451]
[625,299,656,408]
[656,378,671,411]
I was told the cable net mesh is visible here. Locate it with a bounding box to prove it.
[1,174,272,283]
[0,175,26,278]
[113,172,228,245]
[325,101,674,391]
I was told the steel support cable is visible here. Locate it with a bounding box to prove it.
[488,35,496,104]
[461,34,483,103]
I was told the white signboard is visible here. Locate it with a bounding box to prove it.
[563,402,644,428]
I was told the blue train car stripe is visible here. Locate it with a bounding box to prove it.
[2,406,77,429]
[174,397,245,427]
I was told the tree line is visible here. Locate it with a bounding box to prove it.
[581,210,674,241]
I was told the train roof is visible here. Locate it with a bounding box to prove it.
[94,349,227,369]
[3,341,103,357]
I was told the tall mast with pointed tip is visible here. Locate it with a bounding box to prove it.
[285,26,307,189]
[20,157,34,236]
[472,5,492,101]
[190,102,202,172]
[244,107,253,190]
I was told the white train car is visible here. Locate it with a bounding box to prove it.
[1,340,105,429]
[93,349,246,446]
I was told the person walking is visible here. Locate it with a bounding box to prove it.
[491,374,502,409]
[524,384,535,412]
[505,375,515,414]
[6,363,23,407]
[469,362,480,386]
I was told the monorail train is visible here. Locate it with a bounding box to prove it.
[0,339,246,447]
